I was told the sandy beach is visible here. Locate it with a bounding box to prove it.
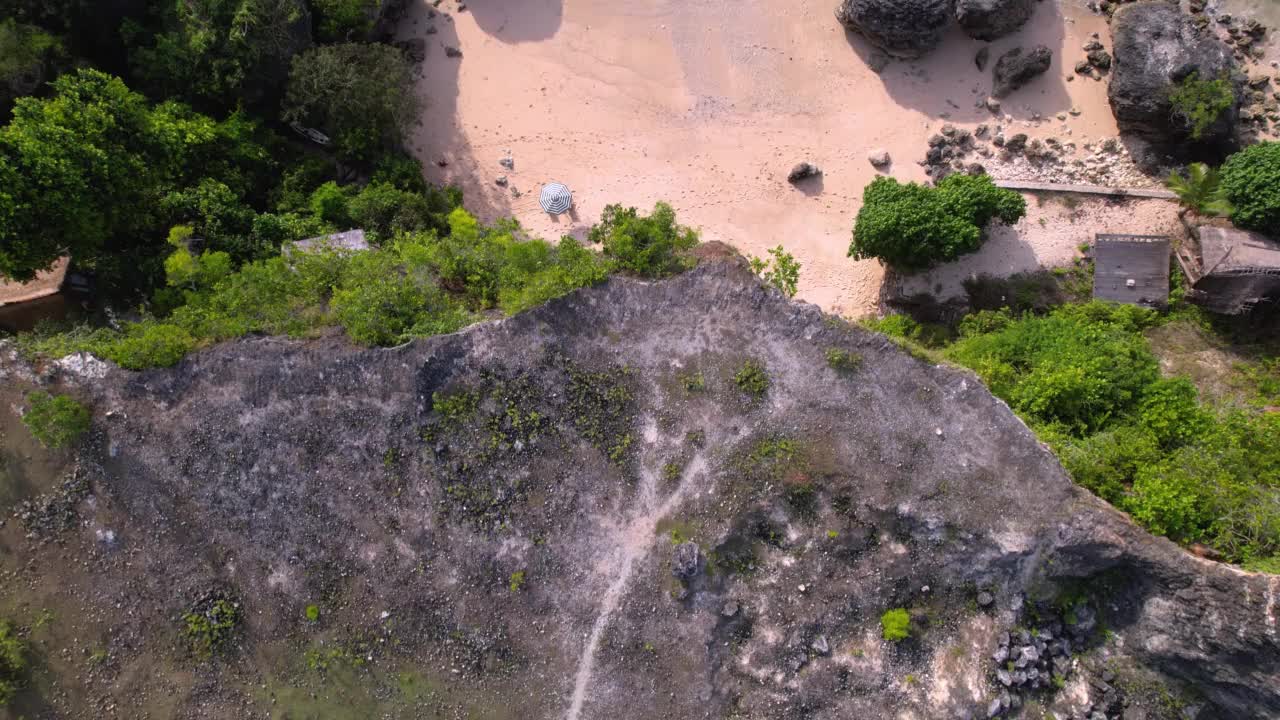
[401,0,1183,317]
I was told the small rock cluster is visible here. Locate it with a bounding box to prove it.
[987,603,1100,718]
[12,466,91,540]
[1073,35,1111,80]
[919,121,1156,188]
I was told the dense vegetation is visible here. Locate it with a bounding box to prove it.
[1220,141,1280,235]
[872,296,1280,571]
[849,174,1026,272]
[0,619,23,707]
[590,202,699,278]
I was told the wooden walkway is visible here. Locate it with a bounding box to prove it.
[994,179,1177,200]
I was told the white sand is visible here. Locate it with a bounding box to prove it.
[402,0,1181,317]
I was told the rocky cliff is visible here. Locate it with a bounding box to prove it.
[1,257,1277,719]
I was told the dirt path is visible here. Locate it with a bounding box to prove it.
[565,451,709,720]
[402,0,1149,317]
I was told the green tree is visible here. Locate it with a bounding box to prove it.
[849,174,1026,272]
[310,0,379,42]
[129,0,312,108]
[22,392,91,448]
[1165,162,1232,216]
[282,43,417,161]
[1220,141,1280,235]
[591,202,698,278]
[0,70,274,286]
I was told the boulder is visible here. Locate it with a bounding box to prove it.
[992,46,1053,97]
[787,162,822,183]
[868,149,892,167]
[955,0,1036,41]
[835,0,953,59]
[1108,1,1241,155]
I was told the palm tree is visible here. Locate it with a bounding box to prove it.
[1165,162,1233,217]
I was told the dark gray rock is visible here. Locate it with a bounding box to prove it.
[836,0,953,59]
[976,46,991,71]
[1086,48,1111,70]
[992,45,1053,97]
[955,0,1036,41]
[787,162,822,183]
[1108,1,1241,156]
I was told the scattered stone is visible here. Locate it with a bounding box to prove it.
[499,155,515,170]
[992,46,1053,97]
[444,45,463,58]
[868,149,892,167]
[1004,133,1028,153]
[671,542,702,580]
[985,97,1002,113]
[1086,48,1112,70]
[977,591,994,606]
[495,175,508,187]
[787,162,822,183]
[976,46,990,71]
[1074,59,1092,75]
[811,635,831,655]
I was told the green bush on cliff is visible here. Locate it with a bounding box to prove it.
[0,619,25,706]
[880,608,910,641]
[592,202,699,278]
[849,174,1026,272]
[21,392,91,449]
[947,302,1280,565]
[1220,141,1280,235]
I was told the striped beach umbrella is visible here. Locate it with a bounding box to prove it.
[539,182,573,215]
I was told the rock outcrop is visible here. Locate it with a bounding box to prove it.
[992,45,1053,97]
[955,0,1036,41]
[1,258,1278,717]
[835,0,953,58]
[1108,1,1242,157]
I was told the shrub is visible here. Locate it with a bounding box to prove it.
[304,604,320,622]
[735,360,770,398]
[182,597,240,657]
[1168,71,1235,141]
[1138,378,1211,449]
[104,323,197,370]
[825,348,862,372]
[1165,162,1232,216]
[308,181,352,227]
[1058,424,1161,504]
[880,608,910,641]
[0,619,25,706]
[329,248,469,346]
[592,202,698,278]
[22,392,91,448]
[946,302,1160,435]
[1220,141,1280,235]
[849,174,1026,272]
[749,245,801,297]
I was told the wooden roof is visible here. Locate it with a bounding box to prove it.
[1092,235,1170,308]
[0,257,70,307]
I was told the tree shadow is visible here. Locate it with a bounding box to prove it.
[843,1,1073,125]
[398,2,516,225]
[895,222,1046,301]
[466,0,564,44]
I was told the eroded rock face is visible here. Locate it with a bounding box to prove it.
[955,0,1035,41]
[1109,0,1241,156]
[2,259,1278,718]
[836,0,954,58]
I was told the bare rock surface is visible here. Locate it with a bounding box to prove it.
[1108,1,1242,157]
[1,259,1278,717]
[955,0,1036,41]
[836,0,953,58]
